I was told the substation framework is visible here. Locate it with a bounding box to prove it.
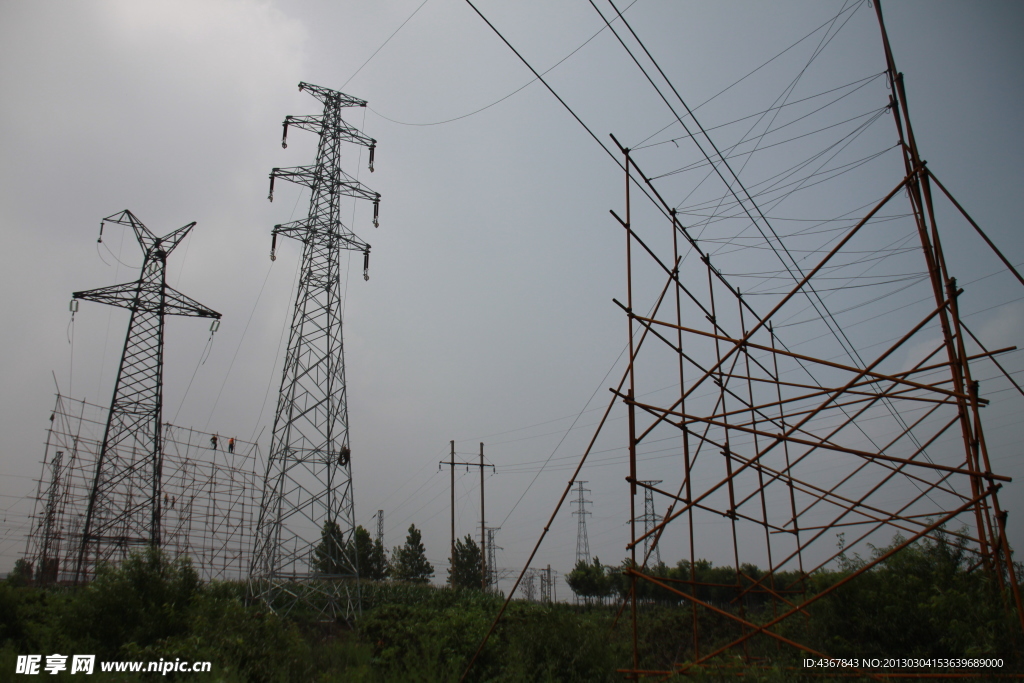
[463,3,1023,679]
[250,81,380,621]
[26,394,261,584]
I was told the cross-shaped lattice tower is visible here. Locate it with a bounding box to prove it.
[250,82,380,620]
[72,210,221,582]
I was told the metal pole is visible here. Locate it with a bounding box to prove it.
[480,442,486,590]
[454,438,458,573]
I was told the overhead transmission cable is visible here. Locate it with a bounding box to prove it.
[372,0,640,127]
[340,0,432,90]
[593,0,938,480]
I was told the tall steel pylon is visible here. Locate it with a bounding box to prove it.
[638,480,662,566]
[250,81,380,620]
[73,210,221,583]
[486,526,501,589]
[572,480,591,565]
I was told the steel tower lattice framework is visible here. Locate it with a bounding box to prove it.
[571,480,591,565]
[638,480,661,566]
[250,82,380,620]
[73,210,221,583]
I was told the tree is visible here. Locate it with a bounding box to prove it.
[6,558,33,587]
[448,535,483,589]
[566,557,611,604]
[312,520,348,575]
[390,524,434,583]
[350,525,388,581]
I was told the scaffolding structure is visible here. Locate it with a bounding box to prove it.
[26,394,262,585]
[463,2,1023,678]
[250,81,380,620]
[604,4,1024,676]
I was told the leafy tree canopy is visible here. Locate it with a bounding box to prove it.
[448,534,483,589]
[352,525,389,581]
[312,520,351,576]
[566,557,611,603]
[390,524,434,584]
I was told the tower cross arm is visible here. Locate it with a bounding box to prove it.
[282,115,375,149]
[162,285,221,318]
[334,167,380,204]
[73,281,145,311]
[272,219,370,253]
[269,165,379,201]
[100,210,195,257]
[73,281,220,319]
[297,81,367,108]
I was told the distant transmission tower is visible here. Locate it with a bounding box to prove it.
[250,82,380,620]
[374,509,384,548]
[73,210,221,582]
[37,450,66,586]
[571,481,591,565]
[486,526,501,589]
[639,480,662,566]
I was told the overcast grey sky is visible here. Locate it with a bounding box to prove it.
[2,0,1023,594]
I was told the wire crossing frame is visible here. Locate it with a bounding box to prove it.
[461,2,1023,679]
[71,210,221,583]
[606,3,1024,675]
[27,395,262,585]
[250,81,380,621]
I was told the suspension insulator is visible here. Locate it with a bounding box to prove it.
[373,195,380,227]
[281,119,290,149]
[268,171,277,202]
[69,299,79,313]
[368,143,376,173]
[97,221,105,244]
[270,232,278,262]
[363,250,370,281]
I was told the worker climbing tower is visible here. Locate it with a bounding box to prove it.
[73,210,221,582]
[250,82,380,620]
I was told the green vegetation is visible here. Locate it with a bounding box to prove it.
[389,524,434,584]
[0,531,1020,681]
[448,535,484,589]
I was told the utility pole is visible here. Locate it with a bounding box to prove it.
[439,441,494,589]
[639,480,662,566]
[450,440,455,564]
[72,210,221,584]
[572,481,592,565]
[479,442,485,590]
[251,81,380,621]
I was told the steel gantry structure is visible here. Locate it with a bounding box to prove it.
[250,81,380,620]
[72,210,221,583]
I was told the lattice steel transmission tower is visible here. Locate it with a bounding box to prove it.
[36,450,67,586]
[72,210,221,582]
[250,82,380,620]
[485,526,501,589]
[571,480,591,565]
[638,480,662,566]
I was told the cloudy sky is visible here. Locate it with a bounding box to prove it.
[2,0,1023,595]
